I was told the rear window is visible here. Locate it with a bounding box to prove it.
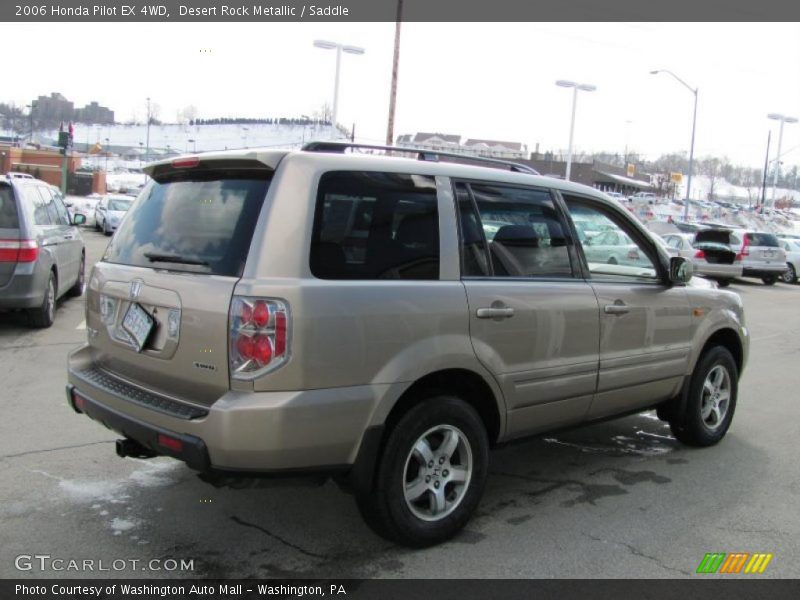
[745,233,779,247]
[310,171,439,280]
[104,171,271,277]
[0,185,19,228]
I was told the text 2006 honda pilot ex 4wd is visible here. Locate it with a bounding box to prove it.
[67,143,748,547]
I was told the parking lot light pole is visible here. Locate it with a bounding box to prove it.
[767,113,798,208]
[650,69,697,222]
[555,80,596,181]
[313,40,365,136]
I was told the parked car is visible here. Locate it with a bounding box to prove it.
[728,230,787,285]
[581,228,648,267]
[94,194,135,235]
[629,191,657,204]
[661,230,743,287]
[0,175,86,327]
[779,238,800,284]
[67,143,748,547]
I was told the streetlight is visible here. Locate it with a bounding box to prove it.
[313,39,365,133]
[555,80,596,181]
[767,113,798,207]
[25,102,36,142]
[650,69,698,222]
[104,137,110,171]
[187,138,196,153]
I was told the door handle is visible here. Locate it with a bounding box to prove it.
[63,234,74,240]
[476,307,515,319]
[604,302,630,315]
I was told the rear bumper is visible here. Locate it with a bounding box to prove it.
[67,344,395,474]
[742,265,788,277]
[694,263,743,279]
[0,263,48,309]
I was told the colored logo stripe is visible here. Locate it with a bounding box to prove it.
[720,553,749,573]
[744,553,773,574]
[697,553,726,574]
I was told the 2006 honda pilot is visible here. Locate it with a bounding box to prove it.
[67,143,749,547]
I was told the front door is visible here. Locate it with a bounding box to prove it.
[563,195,693,419]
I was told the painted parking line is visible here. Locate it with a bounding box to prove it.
[76,320,86,330]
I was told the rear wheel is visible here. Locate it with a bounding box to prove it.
[28,271,56,328]
[103,220,112,236]
[669,346,737,447]
[715,278,731,288]
[781,264,796,284]
[356,395,489,547]
[94,216,101,232]
[762,275,778,286]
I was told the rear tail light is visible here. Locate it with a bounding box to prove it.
[736,236,750,260]
[627,248,640,260]
[229,297,290,379]
[171,157,200,169]
[0,239,38,263]
[694,250,705,259]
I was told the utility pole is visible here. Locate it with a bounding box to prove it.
[385,0,403,146]
[760,130,771,211]
[145,97,151,163]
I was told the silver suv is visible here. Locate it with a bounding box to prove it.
[1,176,86,327]
[67,143,748,547]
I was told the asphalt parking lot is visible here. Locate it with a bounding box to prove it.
[1,229,798,579]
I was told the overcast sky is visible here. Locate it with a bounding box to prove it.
[2,22,799,168]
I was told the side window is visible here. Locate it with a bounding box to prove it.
[456,182,573,278]
[53,194,71,225]
[565,196,660,281]
[310,171,439,280]
[40,187,62,226]
[665,236,682,249]
[25,187,52,226]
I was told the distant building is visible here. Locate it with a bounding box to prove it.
[74,101,114,125]
[396,132,526,159]
[30,93,114,127]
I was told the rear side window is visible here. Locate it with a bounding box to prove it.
[310,171,439,280]
[24,187,52,226]
[745,232,779,247]
[0,185,19,228]
[104,171,271,277]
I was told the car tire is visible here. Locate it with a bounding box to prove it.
[761,275,778,286]
[781,264,796,284]
[607,257,618,265]
[104,220,112,236]
[28,271,57,328]
[356,395,489,548]
[94,217,101,232]
[67,254,85,297]
[669,346,738,447]
[716,279,731,288]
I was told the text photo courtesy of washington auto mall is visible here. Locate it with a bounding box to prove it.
[1,1,799,599]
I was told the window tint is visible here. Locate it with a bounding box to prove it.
[458,182,572,278]
[24,187,52,226]
[310,172,439,280]
[455,182,491,277]
[745,232,779,247]
[565,197,660,280]
[104,172,271,277]
[53,194,71,225]
[0,185,19,228]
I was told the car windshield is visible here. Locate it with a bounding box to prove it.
[108,198,133,212]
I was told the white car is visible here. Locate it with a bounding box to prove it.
[779,238,800,284]
[94,194,134,236]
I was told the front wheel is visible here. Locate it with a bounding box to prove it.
[762,274,778,286]
[669,346,738,447]
[781,264,796,284]
[356,396,489,547]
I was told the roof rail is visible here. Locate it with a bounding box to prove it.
[301,141,539,175]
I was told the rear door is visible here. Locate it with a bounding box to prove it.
[86,159,274,406]
[455,181,600,437]
[563,194,693,419]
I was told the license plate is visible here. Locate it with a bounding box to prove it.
[122,303,155,352]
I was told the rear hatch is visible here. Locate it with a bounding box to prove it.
[694,230,736,264]
[0,183,22,287]
[85,157,275,407]
[744,232,784,263]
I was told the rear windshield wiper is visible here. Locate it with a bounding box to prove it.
[143,252,210,266]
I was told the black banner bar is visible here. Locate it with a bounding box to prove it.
[4,579,800,600]
[3,0,800,22]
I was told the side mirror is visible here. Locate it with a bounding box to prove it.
[669,256,693,284]
[72,213,86,226]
